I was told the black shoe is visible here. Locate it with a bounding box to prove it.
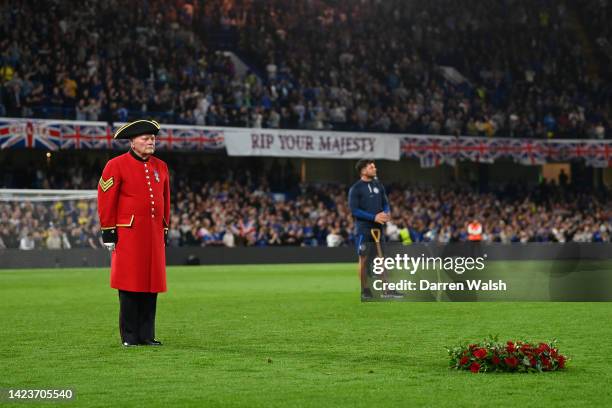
[361,288,374,300]
[122,341,139,347]
[142,339,162,346]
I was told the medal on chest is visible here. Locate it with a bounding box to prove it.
[154,170,160,183]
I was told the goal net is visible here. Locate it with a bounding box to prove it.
[0,189,99,250]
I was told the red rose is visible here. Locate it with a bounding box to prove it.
[460,356,469,366]
[473,348,488,360]
[542,357,551,370]
[538,343,550,353]
[551,348,558,358]
[520,344,533,354]
[557,355,566,369]
[470,362,481,373]
[491,355,500,365]
[504,356,519,368]
[506,341,515,353]
[530,357,537,367]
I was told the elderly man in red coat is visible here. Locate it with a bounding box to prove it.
[97,119,170,347]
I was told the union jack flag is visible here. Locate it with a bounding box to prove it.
[62,123,118,150]
[584,142,612,168]
[415,137,455,167]
[0,120,24,148]
[490,138,519,158]
[174,128,225,151]
[400,137,420,159]
[537,141,564,161]
[513,139,547,165]
[58,124,91,149]
[156,128,183,150]
[399,136,587,166]
[0,120,60,150]
[566,142,590,160]
[460,138,496,163]
[95,124,119,150]
[200,129,225,150]
[170,127,200,151]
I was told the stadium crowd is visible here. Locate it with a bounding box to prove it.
[0,0,610,139]
[1,170,610,250]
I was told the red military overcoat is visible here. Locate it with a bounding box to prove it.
[97,150,170,293]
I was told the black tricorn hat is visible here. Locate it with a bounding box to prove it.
[114,120,161,139]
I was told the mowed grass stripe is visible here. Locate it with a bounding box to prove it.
[0,264,611,407]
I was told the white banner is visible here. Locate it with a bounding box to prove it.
[224,128,401,161]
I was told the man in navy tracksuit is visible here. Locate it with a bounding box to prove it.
[348,159,393,300]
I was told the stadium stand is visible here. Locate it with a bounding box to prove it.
[1,0,611,250]
[0,0,609,138]
[1,160,610,249]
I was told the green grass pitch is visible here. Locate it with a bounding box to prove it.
[1,263,611,407]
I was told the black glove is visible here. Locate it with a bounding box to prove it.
[102,228,118,251]
[102,228,118,244]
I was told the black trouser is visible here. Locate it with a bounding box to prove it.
[118,290,158,344]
